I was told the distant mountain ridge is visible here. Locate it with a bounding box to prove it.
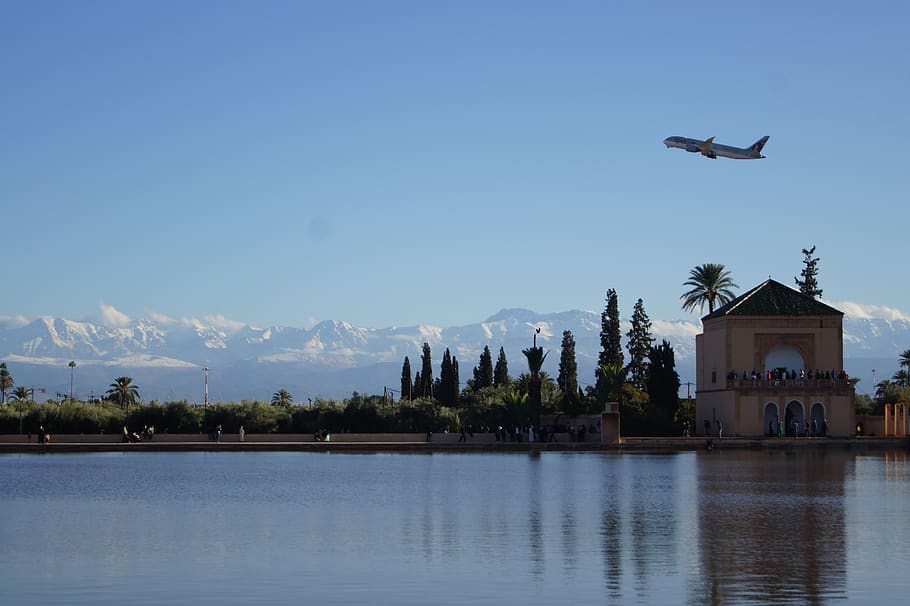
[0,308,906,402]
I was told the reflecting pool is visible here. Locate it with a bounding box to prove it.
[1,450,908,605]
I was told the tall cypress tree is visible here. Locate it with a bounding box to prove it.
[558,330,579,398]
[400,356,413,401]
[494,346,511,387]
[419,342,434,399]
[473,346,494,391]
[626,298,654,391]
[646,339,681,422]
[438,348,459,407]
[795,245,823,299]
[596,289,623,394]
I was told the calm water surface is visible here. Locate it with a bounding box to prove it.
[1,450,909,605]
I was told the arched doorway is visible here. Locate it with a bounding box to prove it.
[809,402,826,436]
[784,400,805,437]
[763,402,780,436]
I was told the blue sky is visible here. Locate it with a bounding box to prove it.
[2,1,908,330]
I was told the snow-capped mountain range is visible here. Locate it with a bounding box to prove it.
[1,307,906,402]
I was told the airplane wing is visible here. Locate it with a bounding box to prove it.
[700,137,717,159]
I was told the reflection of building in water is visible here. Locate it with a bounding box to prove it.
[693,451,849,605]
[695,279,856,437]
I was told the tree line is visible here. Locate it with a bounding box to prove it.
[393,288,685,435]
[2,245,904,435]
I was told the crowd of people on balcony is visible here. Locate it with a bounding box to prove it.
[726,368,850,384]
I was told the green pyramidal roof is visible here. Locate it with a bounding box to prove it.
[702,279,843,321]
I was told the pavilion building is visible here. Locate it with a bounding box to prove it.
[695,279,856,438]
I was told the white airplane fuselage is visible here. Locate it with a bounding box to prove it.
[663,135,769,160]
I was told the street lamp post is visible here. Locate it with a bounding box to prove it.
[204,367,209,408]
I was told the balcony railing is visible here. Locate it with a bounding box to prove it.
[725,377,857,390]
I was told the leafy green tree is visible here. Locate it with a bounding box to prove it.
[0,362,13,405]
[106,376,140,415]
[437,348,459,407]
[493,346,511,387]
[854,393,873,416]
[795,245,823,298]
[419,343,434,399]
[271,389,294,406]
[681,263,738,314]
[557,330,579,408]
[646,339,681,431]
[626,298,654,390]
[400,356,413,401]
[472,346,494,391]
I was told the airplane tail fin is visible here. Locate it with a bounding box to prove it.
[749,136,770,153]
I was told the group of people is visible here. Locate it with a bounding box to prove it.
[767,417,828,438]
[727,368,849,383]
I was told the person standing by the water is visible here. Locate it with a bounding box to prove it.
[239,425,245,442]
[216,424,222,443]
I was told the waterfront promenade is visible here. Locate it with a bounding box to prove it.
[1,432,906,454]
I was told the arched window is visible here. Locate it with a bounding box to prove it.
[765,345,805,374]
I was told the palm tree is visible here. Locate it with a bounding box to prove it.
[271,389,294,406]
[9,386,33,435]
[892,369,910,388]
[681,263,739,315]
[0,362,13,404]
[500,389,528,426]
[106,376,140,416]
[596,363,627,404]
[10,386,33,404]
[900,349,910,375]
[522,340,549,428]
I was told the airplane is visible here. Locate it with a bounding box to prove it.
[663,135,769,160]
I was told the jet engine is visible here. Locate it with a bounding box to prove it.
[685,143,699,153]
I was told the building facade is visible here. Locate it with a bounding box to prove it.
[695,279,856,438]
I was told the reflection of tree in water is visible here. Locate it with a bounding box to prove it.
[600,471,622,599]
[597,456,682,603]
[630,467,679,588]
[693,451,848,605]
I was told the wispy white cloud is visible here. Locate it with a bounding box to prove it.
[0,315,31,329]
[652,319,701,338]
[179,314,245,335]
[98,304,131,327]
[146,309,177,325]
[831,300,910,322]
